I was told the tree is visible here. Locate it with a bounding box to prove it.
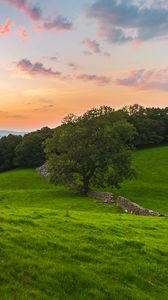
[15,127,53,168]
[122,104,168,147]
[45,107,136,193]
[0,134,22,171]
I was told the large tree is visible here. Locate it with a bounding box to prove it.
[45,107,136,193]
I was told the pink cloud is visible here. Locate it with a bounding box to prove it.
[15,59,111,86]
[117,67,168,91]
[35,16,72,32]
[0,0,73,33]
[83,37,110,56]
[76,74,111,85]
[0,19,28,42]
[83,38,101,53]
[15,27,28,42]
[0,0,42,21]
[16,59,62,77]
[0,19,14,36]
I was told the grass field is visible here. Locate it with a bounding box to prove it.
[110,146,168,214]
[0,165,167,299]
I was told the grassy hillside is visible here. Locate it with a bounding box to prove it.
[0,169,167,299]
[110,146,168,214]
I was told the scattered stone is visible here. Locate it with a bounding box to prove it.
[36,164,49,178]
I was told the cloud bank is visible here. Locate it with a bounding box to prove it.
[117,67,168,91]
[16,58,110,85]
[87,0,168,44]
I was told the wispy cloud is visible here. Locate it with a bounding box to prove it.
[83,38,101,53]
[15,27,28,41]
[16,59,62,77]
[0,0,73,32]
[35,16,72,32]
[0,19,14,36]
[42,56,58,61]
[0,0,42,21]
[83,37,110,56]
[50,57,58,61]
[83,50,93,56]
[117,67,168,91]
[0,110,26,119]
[68,63,79,71]
[87,0,168,44]
[76,74,111,85]
[0,19,28,41]
[15,58,111,86]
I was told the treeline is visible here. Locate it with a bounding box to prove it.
[0,127,53,172]
[0,104,167,174]
[123,104,168,147]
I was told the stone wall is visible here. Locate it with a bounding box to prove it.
[36,165,167,217]
[115,196,164,216]
[87,191,167,217]
[88,191,115,204]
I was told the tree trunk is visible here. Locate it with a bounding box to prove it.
[81,177,89,195]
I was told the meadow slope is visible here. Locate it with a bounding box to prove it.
[0,168,167,299]
[110,146,168,214]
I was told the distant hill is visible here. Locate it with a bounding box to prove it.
[0,130,26,137]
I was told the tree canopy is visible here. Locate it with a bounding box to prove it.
[122,104,168,147]
[0,134,22,171]
[15,127,53,168]
[0,105,167,176]
[45,107,136,193]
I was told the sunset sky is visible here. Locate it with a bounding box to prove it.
[0,0,168,130]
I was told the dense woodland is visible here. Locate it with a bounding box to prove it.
[0,104,167,190]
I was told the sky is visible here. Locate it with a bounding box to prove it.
[0,0,168,130]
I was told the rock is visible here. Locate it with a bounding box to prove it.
[87,191,115,203]
[36,164,49,178]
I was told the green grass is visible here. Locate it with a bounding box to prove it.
[109,146,168,214]
[0,168,167,299]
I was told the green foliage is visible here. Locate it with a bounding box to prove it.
[45,107,136,192]
[111,146,168,214]
[0,105,167,173]
[15,127,53,168]
[0,134,22,171]
[122,104,168,147]
[0,169,167,299]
